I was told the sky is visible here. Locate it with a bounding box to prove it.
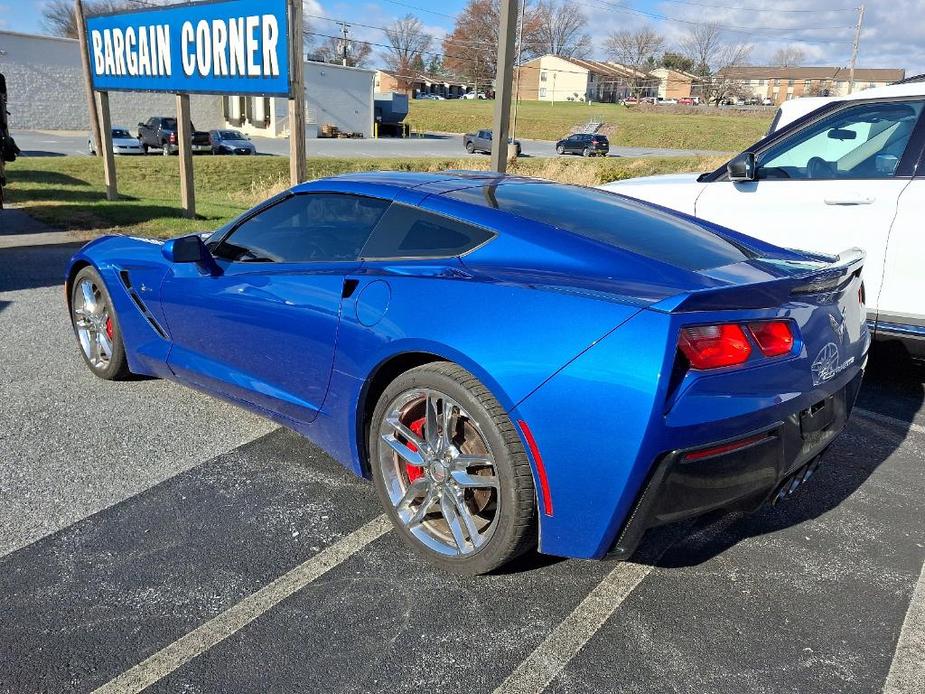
[3,0,924,75]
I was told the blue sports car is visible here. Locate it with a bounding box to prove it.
[66,171,869,575]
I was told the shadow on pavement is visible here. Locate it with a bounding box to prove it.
[0,242,84,292]
[646,349,924,568]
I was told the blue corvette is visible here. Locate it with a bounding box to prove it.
[66,171,869,574]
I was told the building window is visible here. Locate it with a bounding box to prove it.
[804,80,812,90]
[758,79,765,86]
[787,79,794,86]
[539,87,547,97]
[540,71,547,82]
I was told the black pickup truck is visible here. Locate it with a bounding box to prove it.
[137,116,212,156]
[464,129,521,156]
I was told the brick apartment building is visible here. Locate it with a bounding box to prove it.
[720,66,906,105]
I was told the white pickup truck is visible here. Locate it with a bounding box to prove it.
[601,80,925,357]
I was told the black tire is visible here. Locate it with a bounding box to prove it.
[465,141,475,154]
[140,140,148,154]
[369,362,537,575]
[161,145,170,156]
[69,266,132,381]
[582,147,591,157]
[556,144,565,155]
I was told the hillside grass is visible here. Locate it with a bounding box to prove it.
[408,100,772,152]
[4,153,726,239]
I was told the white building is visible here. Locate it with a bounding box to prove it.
[0,30,374,139]
[0,30,220,131]
[226,61,375,139]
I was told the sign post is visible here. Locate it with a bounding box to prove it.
[80,0,293,217]
[96,91,118,200]
[176,93,196,218]
[288,0,307,185]
[75,0,103,160]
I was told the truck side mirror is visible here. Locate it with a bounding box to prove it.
[727,152,756,182]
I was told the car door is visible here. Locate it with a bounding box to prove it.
[479,130,492,152]
[159,192,390,425]
[695,98,925,319]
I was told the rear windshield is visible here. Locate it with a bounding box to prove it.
[446,182,752,271]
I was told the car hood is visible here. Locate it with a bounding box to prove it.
[598,173,707,215]
[606,173,702,187]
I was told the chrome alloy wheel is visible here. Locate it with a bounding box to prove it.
[378,388,500,557]
[73,278,114,369]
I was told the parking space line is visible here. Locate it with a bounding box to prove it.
[883,560,925,694]
[493,521,703,694]
[855,408,925,437]
[92,515,392,694]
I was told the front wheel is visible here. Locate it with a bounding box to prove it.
[369,363,537,575]
[465,141,475,154]
[70,266,132,380]
[556,144,565,155]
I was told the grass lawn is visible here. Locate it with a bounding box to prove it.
[4,153,726,239]
[408,100,772,152]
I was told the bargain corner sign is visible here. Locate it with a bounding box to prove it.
[85,0,291,97]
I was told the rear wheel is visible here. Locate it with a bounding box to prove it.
[582,147,591,157]
[70,266,131,380]
[369,363,537,575]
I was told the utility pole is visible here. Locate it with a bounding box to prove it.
[338,21,350,66]
[490,0,518,173]
[288,0,307,184]
[509,0,527,145]
[848,4,865,94]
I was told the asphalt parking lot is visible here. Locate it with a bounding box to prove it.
[1,234,923,694]
[10,129,723,160]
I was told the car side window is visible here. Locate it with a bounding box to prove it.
[361,204,494,259]
[213,193,390,263]
[757,100,924,180]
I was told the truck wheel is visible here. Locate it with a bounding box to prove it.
[466,142,475,154]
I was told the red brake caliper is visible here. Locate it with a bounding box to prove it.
[404,417,426,482]
[105,317,114,341]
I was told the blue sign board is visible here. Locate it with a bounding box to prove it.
[85,0,291,96]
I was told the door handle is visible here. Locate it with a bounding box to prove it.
[824,196,875,206]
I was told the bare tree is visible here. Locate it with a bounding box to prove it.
[604,26,664,98]
[443,0,543,91]
[41,0,131,38]
[530,1,592,59]
[383,14,433,92]
[311,36,372,67]
[679,22,752,105]
[770,46,806,67]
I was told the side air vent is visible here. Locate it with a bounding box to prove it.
[119,269,168,339]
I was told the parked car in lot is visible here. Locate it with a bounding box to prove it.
[88,127,144,156]
[678,97,696,106]
[555,133,609,157]
[462,92,487,100]
[601,83,925,357]
[66,171,868,574]
[209,129,257,155]
[656,97,678,105]
[137,116,212,155]
[464,129,521,156]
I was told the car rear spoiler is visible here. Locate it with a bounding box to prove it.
[649,248,865,313]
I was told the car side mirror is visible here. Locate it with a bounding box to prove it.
[875,153,899,175]
[727,152,756,182]
[162,234,210,264]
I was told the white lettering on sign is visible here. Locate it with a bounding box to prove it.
[90,14,281,83]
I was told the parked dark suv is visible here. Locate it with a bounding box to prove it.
[555,133,609,157]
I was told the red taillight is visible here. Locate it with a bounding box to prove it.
[169,132,177,143]
[747,320,794,357]
[678,324,751,369]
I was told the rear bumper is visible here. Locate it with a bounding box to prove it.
[608,369,864,559]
